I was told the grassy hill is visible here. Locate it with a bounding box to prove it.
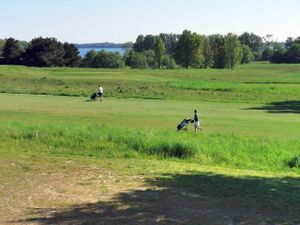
[1,63,300,224]
[1,62,300,103]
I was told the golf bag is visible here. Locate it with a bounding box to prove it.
[177,118,192,131]
[91,92,97,101]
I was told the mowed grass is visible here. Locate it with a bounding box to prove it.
[1,93,300,173]
[1,62,300,103]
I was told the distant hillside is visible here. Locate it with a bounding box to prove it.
[75,42,124,48]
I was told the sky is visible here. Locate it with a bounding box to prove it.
[1,0,300,43]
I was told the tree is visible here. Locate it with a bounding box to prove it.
[286,44,300,63]
[208,34,225,68]
[143,35,155,51]
[239,32,264,59]
[124,50,133,67]
[144,50,157,69]
[123,42,133,50]
[241,45,255,64]
[261,47,273,61]
[0,39,6,55]
[154,36,165,69]
[190,35,205,68]
[270,41,300,64]
[133,35,145,52]
[1,38,24,64]
[24,37,65,67]
[63,43,80,67]
[270,44,286,63]
[285,37,294,49]
[174,30,204,69]
[203,37,214,68]
[159,33,180,56]
[224,33,243,69]
[81,50,97,67]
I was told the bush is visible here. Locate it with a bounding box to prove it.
[161,55,177,69]
[81,50,124,68]
[93,50,124,68]
[126,51,148,69]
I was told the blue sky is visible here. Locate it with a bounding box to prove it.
[1,0,299,43]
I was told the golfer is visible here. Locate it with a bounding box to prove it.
[96,85,103,101]
[193,109,201,131]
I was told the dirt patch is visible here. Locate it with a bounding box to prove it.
[1,156,297,225]
[0,157,146,225]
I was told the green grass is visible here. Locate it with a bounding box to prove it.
[1,63,300,224]
[1,62,300,103]
[1,93,300,173]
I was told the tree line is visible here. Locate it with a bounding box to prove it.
[269,37,300,63]
[0,37,80,67]
[1,31,300,69]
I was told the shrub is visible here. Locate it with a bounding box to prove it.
[92,50,124,68]
[127,51,148,69]
[161,55,177,69]
[80,50,124,68]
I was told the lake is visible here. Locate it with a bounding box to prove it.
[78,47,125,57]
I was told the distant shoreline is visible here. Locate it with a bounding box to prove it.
[77,46,126,57]
[74,42,124,48]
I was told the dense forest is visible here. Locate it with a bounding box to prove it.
[1,31,300,69]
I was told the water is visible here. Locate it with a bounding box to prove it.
[78,47,125,57]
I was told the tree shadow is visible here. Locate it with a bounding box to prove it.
[247,101,300,114]
[244,82,300,84]
[16,172,300,225]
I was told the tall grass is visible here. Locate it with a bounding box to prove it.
[1,122,300,172]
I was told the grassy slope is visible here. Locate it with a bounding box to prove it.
[1,63,300,224]
[1,63,300,103]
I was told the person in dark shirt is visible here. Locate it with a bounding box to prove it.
[193,109,202,131]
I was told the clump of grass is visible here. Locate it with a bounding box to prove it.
[103,128,196,158]
[288,156,300,168]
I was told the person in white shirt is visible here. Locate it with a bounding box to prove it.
[96,85,103,101]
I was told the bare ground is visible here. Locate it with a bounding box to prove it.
[0,156,298,225]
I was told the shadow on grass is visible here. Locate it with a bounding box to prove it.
[247,101,300,114]
[18,172,300,225]
[244,82,300,84]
